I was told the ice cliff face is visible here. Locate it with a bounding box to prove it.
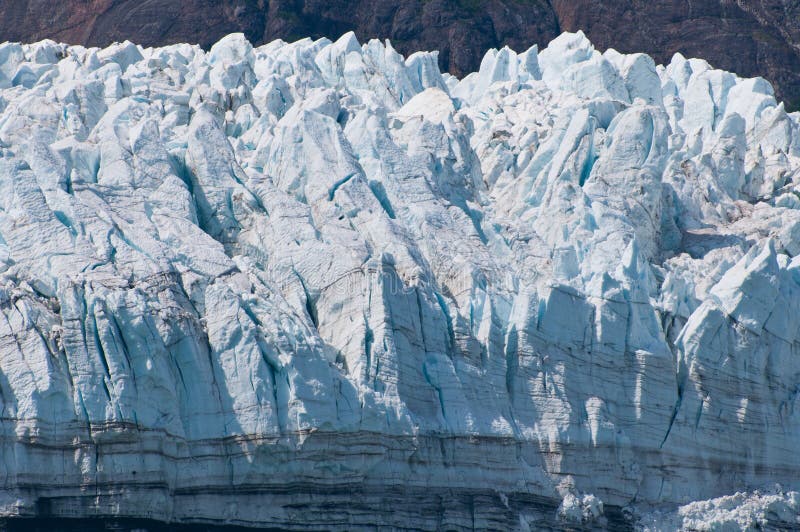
[0,30,799,530]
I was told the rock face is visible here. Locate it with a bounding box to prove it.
[0,30,799,530]
[2,1,800,111]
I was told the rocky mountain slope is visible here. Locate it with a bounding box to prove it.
[1,1,800,111]
[0,28,800,529]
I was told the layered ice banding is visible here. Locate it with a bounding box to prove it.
[0,29,798,529]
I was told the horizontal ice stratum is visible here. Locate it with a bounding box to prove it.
[0,29,799,530]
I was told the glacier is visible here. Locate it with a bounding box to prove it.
[0,29,797,529]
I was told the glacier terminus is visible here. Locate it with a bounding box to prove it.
[0,29,797,530]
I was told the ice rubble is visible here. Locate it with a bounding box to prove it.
[0,29,798,528]
[636,489,800,531]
